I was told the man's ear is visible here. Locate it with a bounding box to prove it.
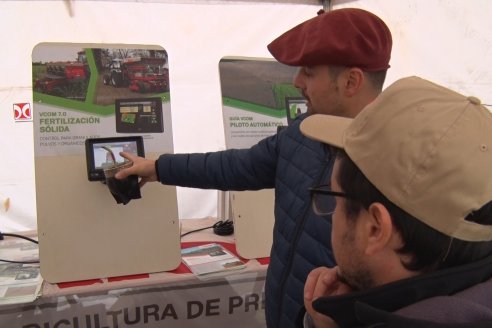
[363,202,394,255]
[342,68,364,97]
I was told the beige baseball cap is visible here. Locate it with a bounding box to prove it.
[300,76,492,242]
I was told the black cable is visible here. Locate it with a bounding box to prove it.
[180,224,215,238]
[0,259,39,264]
[1,233,38,244]
[180,220,234,238]
[212,220,234,236]
[0,232,40,264]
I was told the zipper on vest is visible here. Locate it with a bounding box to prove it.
[275,147,334,326]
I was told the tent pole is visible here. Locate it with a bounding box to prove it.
[322,0,332,11]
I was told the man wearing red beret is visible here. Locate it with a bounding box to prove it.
[116,7,392,328]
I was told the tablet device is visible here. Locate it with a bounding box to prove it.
[285,97,308,125]
[85,136,144,181]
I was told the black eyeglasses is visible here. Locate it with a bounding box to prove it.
[309,184,351,216]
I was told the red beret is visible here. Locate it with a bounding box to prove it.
[267,8,392,71]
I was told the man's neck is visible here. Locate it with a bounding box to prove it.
[347,93,380,118]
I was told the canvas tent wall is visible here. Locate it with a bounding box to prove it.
[0,0,491,231]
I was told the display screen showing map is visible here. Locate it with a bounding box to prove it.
[115,97,164,133]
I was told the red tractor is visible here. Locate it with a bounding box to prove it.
[103,57,169,93]
[34,52,89,98]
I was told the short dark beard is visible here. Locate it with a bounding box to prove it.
[337,266,374,291]
[337,224,375,291]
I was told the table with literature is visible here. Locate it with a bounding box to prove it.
[0,218,269,328]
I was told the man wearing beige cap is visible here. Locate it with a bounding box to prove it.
[116,8,392,327]
[300,76,492,327]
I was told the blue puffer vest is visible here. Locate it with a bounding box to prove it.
[157,115,336,327]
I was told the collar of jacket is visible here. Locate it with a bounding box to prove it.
[312,254,492,327]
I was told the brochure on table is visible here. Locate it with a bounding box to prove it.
[219,57,305,259]
[181,243,245,280]
[32,43,180,283]
[0,236,42,305]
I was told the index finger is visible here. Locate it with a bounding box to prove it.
[304,268,324,301]
[114,152,138,179]
[304,267,338,301]
[120,151,138,162]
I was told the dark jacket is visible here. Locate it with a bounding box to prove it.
[301,254,492,327]
[156,115,336,327]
